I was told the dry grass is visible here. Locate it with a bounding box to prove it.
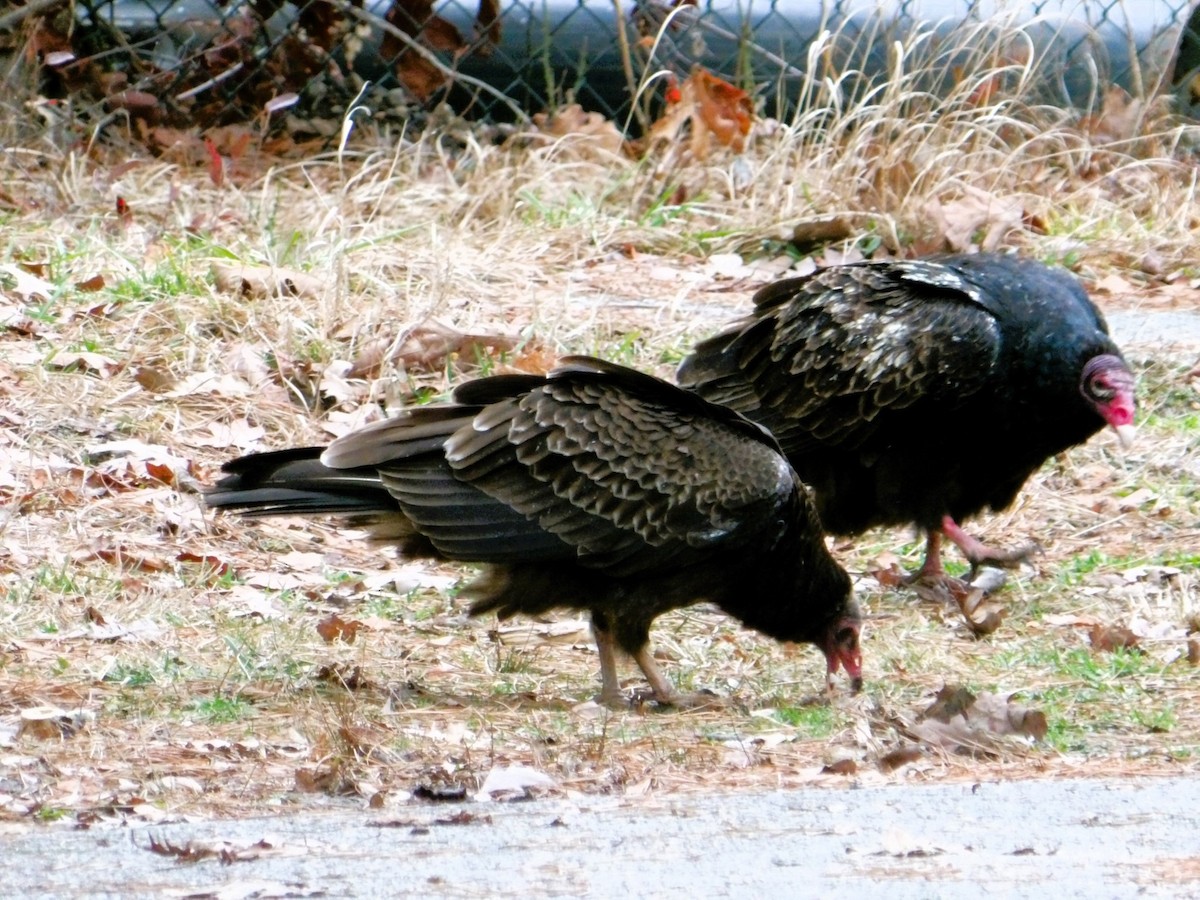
[2,16,1199,824]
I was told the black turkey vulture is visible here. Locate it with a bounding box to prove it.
[677,253,1136,580]
[206,357,862,707]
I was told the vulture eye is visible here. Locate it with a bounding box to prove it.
[835,626,857,646]
[1086,371,1116,401]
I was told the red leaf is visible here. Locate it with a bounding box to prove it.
[204,138,225,188]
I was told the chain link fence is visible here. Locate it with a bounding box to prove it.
[5,0,1199,138]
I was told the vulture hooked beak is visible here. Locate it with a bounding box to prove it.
[823,618,863,694]
[1113,423,1137,450]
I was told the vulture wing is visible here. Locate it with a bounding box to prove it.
[678,259,1004,455]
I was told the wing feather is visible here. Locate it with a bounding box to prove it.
[680,258,1003,455]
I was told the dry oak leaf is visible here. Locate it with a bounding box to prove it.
[212,262,325,300]
[923,186,1025,253]
[531,104,626,158]
[644,67,754,159]
[0,263,54,300]
[347,319,521,378]
[910,685,1048,754]
[316,613,365,644]
[46,350,122,378]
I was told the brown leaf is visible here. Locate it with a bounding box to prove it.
[176,552,234,578]
[46,351,122,378]
[691,68,754,152]
[1089,623,1141,653]
[212,262,325,300]
[203,137,224,188]
[133,365,175,393]
[878,746,925,772]
[0,263,55,300]
[183,418,266,451]
[923,187,1025,253]
[146,835,290,863]
[791,217,855,251]
[911,686,1047,752]
[531,104,626,158]
[315,663,372,690]
[421,15,463,53]
[951,580,1007,637]
[868,552,906,588]
[18,706,93,740]
[83,545,170,573]
[348,320,519,377]
[643,66,754,160]
[1078,85,1145,144]
[476,0,501,47]
[821,758,858,776]
[106,90,159,117]
[316,613,365,644]
[505,342,557,375]
[74,274,106,292]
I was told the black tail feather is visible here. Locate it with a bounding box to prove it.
[205,448,398,517]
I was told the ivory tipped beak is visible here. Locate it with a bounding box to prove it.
[1114,423,1137,450]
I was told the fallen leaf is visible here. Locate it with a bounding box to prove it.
[949,570,1008,637]
[910,685,1047,753]
[643,66,754,160]
[474,765,559,802]
[162,371,255,399]
[145,835,298,863]
[212,262,325,300]
[347,320,520,378]
[821,758,858,776]
[878,746,925,772]
[18,706,95,740]
[531,104,626,158]
[46,350,122,378]
[1117,487,1157,512]
[316,613,364,644]
[0,263,55,300]
[869,552,907,588]
[1089,623,1141,652]
[880,828,948,858]
[183,418,266,451]
[490,619,591,646]
[923,186,1025,253]
[1078,85,1146,144]
[176,551,235,578]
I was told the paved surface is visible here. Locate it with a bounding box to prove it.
[3,776,1197,898]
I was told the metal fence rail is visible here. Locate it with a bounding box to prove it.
[9,0,1200,136]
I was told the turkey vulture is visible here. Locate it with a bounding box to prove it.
[206,357,862,707]
[677,253,1136,580]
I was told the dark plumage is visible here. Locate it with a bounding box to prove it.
[677,253,1136,578]
[206,357,862,706]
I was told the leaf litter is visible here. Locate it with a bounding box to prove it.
[1,57,1199,828]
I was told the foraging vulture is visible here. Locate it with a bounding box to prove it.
[677,253,1136,579]
[207,357,862,707]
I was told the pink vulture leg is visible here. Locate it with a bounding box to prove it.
[940,516,1037,575]
[912,529,947,580]
[591,622,627,709]
[632,646,724,710]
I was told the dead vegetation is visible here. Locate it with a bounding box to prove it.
[1,16,1199,826]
